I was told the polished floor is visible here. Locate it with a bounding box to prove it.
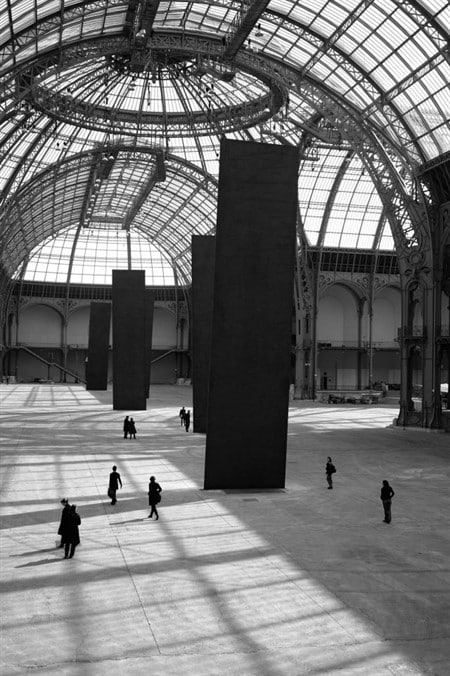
[0,384,449,676]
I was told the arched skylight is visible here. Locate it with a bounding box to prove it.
[18,228,175,286]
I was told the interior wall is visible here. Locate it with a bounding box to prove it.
[152,307,177,349]
[9,284,408,388]
[11,301,180,383]
[151,352,177,383]
[317,283,401,389]
[372,287,401,345]
[67,307,90,346]
[17,305,62,346]
[317,285,359,345]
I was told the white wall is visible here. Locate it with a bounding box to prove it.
[317,283,402,389]
[18,305,62,346]
[372,287,401,345]
[317,285,359,345]
[67,307,90,347]
[152,307,177,349]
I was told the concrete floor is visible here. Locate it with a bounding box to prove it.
[0,384,449,676]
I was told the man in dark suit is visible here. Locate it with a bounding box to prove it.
[108,465,123,505]
[123,416,130,438]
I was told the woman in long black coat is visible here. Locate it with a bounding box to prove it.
[62,504,81,558]
[57,498,70,548]
[128,418,136,439]
[147,476,162,520]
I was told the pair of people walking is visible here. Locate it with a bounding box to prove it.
[123,415,137,439]
[107,465,163,520]
[179,406,191,432]
[325,458,395,523]
[57,498,81,558]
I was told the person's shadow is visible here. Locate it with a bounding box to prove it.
[110,517,149,525]
[15,558,63,568]
[10,547,59,558]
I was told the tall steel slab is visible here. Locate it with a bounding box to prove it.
[112,270,147,410]
[145,289,154,398]
[192,235,215,433]
[86,302,111,390]
[204,140,299,489]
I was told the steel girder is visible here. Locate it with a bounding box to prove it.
[264,9,428,167]
[4,38,286,135]
[223,0,270,58]
[294,79,430,264]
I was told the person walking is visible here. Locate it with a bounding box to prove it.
[123,416,130,439]
[325,456,336,489]
[179,406,186,426]
[57,498,71,548]
[129,418,136,439]
[108,465,123,505]
[380,480,395,523]
[63,504,81,559]
[147,476,162,520]
[184,409,190,432]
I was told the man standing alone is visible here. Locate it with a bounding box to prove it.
[179,407,186,426]
[380,480,395,523]
[325,456,336,489]
[108,465,123,505]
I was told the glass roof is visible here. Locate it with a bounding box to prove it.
[0,0,449,287]
[17,228,176,286]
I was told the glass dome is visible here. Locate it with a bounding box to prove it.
[0,0,448,289]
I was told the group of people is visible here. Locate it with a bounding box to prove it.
[122,408,192,440]
[179,406,191,432]
[58,446,395,560]
[123,415,137,439]
[57,467,163,557]
[325,457,395,523]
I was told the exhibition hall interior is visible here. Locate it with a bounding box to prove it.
[1,1,449,674]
